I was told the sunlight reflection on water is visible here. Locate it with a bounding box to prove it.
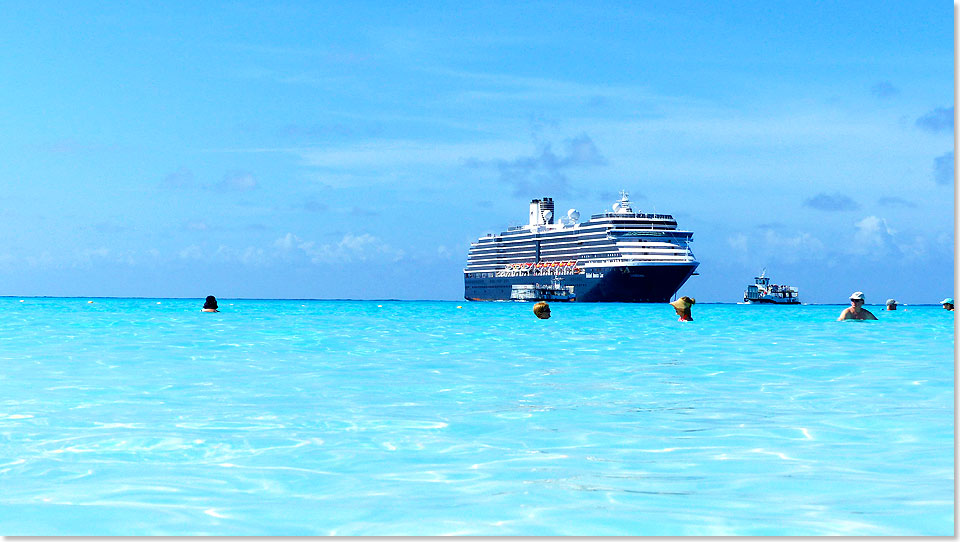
[0,298,953,535]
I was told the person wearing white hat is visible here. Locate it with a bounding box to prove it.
[885,299,897,311]
[940,298,954,311]
[838,291,878,321]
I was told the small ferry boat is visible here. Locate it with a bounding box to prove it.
[510,277,576,301]
[743,269,800,304]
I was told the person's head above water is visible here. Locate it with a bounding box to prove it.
[941,298,954,310]
[670,296,695,321]
[533,301,551,319]
[202,295,219,312]
[886,298,897,310]
[838,291,877,320]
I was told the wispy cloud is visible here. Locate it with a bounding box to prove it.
[756,222,787,230]
[160,168,259,191]
[28,138,120,154]
[178,243,268,266]
[213,171,258,192]
[726,233,748,254]
[297,199,329,213]
[434,67,665,108]
[761,230,827,263]
[933,152,954,185]
[214,245,269,266]
[465,133,607,197]
[179,245,204,260]
[727,229,827,264]
[218,42,372,65]
[91,221,130,233]
[161,167,197,189]
[851,216,896,257]
[877,196,917,208]
[803,193,860,212]
[182,221,211,232]
[916,107,954,133]
[274,232,404,263]
[295,139,515,170]
[70,247,139,268]
[870,81,899,99]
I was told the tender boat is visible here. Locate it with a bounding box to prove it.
[743,269,800,304]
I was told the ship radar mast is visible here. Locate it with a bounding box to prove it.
[613,190,635,214]
[756,268,769,287]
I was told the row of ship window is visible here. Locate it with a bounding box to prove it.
[467,251,688,267]
[469,241,686,255]
[465,272,607,279]
[479,224,679,244]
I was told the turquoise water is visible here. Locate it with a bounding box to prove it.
[0,298,953,535]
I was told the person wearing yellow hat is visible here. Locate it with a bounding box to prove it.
[838,291,877,321]
[670,296,695,321]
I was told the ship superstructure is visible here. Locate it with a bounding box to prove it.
[743,269,800,304]
[464,192,699,302]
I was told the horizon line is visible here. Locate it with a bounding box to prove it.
[0,296,947,306]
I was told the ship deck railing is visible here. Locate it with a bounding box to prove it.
[590,212,674,220]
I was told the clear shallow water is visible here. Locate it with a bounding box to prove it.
[0,298,953,536]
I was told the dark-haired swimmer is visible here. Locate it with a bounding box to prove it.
[202,295,219,312]
[670,296,695,322]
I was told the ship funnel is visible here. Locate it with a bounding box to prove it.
[540,197,554,224]
[529,197,555,225]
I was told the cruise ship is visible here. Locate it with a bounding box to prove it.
[464,192,699,302]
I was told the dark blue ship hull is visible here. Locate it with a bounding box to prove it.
[464,263,698,303]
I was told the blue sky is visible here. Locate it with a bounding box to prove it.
[0,2,953,302]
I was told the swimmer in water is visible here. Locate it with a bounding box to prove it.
[885,299,897,311]
[533,301,551,319]
[202,295,219,312]
[838,291,877,321]
[670,296,695,322]
[941,298,954,311]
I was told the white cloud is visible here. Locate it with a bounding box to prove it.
[761,230,827,263]
[897,234,928,259]
[726,233,748,253]
[274,232,404,263]
[179,245,204,260]
[273,232,304,252]
[295,139,517,171]
[74,247,137,267]
[214,172,258,192]
[851,216,896,257]
[183,221,210,231]
[213,245,268,266]
[722,229,827,265]
[160,167,196,189]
